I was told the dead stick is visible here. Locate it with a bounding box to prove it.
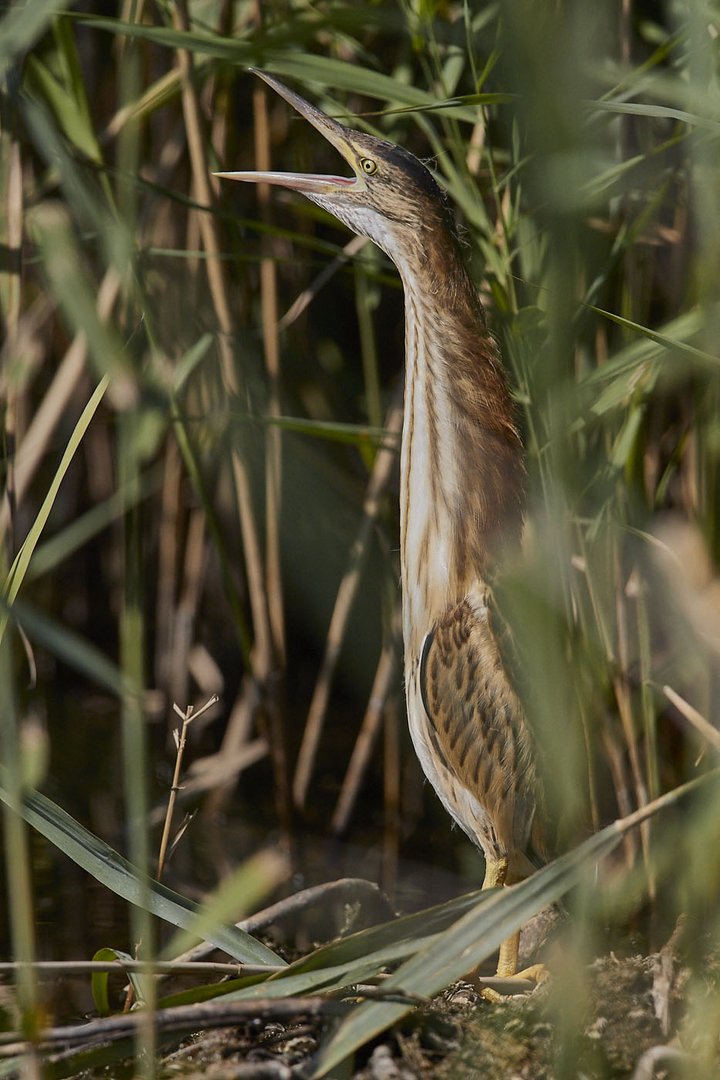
[0,997,348,1054]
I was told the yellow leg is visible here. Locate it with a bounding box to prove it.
[497,931,520,978]
[470,855,548,998]
[483,857,520,976]
[482,856,509,892]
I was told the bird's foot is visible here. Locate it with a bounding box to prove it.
[514,962,549,986]
[475,963,549,1002]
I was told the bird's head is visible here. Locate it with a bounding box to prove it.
[215,70,452,262]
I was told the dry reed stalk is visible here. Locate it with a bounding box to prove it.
[180,737,268,800]
[0,267,120,538]
[663,684,720,755]
[170,2,297,853]
[0,997,348,1055]
[248,46,292,851]
[175,877,392,965]
[168,506,206,710]
[278,235,368,332]
[614,549,652,867]
[155,437,182,694]
[0,84,42,1080]
[331,638,399,834]
[201,674,262,815]
[0,959,282,977]
[382,690,401,902]
[293,393,403,809]
[252,75,286,666]
[601,723,635,865]
[465,118,486,177]
[0,132,22,553]
[171,0,274,689]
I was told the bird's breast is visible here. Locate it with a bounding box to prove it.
[399,294,465,655]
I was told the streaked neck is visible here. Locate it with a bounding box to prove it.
[395,249,525,656]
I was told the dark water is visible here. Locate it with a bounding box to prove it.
[2,688,482,1024]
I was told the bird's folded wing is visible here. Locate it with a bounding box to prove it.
[418,593,538,864]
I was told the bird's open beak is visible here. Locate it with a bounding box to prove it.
[213,70,359,194]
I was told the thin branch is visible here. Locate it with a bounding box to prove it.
[0,997,348,1055]
[0,960,282,977]
[176,877,392,964]
[157,694,218,878]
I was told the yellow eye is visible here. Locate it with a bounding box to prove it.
[360,157,377,175]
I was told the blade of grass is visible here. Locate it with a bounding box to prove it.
[589,96,720,134]
[27,464,162,582]
[0,0,68,81]
[77,20,480,118]
[1,375,109,642]
[0,268,121,539]
[161,850,290,960]
[264,415,397,448]
[0,597,40,1057]
[1,595,126,696]
[310,771,720,1077]
[91,948,140,1016]
[26,200,136,405]
[169,886,495,1005]
[0,770,286,967]
[590,305,719,371]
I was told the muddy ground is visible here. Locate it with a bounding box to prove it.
[151,916,715,1080]
[154,951,689,1079]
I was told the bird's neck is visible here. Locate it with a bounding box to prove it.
[394,244,525,656]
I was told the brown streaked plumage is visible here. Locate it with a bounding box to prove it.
[218,71,545,983]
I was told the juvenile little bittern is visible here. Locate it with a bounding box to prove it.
[217,72,545,983]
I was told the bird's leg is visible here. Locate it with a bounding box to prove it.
[468,856,548,999]
[482,855,509,891]
[485,860,521,980]
[476,856,521,994]
[496,930,520,977]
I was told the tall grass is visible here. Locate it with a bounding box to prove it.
[1,0,720,1075]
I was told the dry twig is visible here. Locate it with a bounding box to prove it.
[157,694,219,878]
[0,997,348,1055]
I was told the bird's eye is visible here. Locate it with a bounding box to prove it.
[360,158,378,175]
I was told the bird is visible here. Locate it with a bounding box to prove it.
[216,70,546,985]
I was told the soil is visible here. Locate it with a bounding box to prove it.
[20,896,718,1079]
[151,940,707,1080]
